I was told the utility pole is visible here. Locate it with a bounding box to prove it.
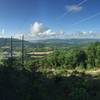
[21,35,24,68]
[11,36,13,58]
[10,36,13,66]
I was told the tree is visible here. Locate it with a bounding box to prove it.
[65,49,87,69]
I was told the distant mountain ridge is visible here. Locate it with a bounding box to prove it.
[0,38,100,47]
[37,39,100,45]
[0,38,32,47]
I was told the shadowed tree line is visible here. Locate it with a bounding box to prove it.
[0,64,100,100]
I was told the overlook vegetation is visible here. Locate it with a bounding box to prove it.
[32,42,100,70]
[0,38,100,100]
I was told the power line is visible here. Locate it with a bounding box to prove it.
[57,0,88,19]
[72,12,100,25]
[78,0,88,6]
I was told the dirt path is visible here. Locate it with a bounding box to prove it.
[38,68,100,77]
[86,69,100,76]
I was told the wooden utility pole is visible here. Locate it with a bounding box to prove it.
[10,36,13,66]
[11,36,13,58]
[21,35,24,68]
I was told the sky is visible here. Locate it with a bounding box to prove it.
[0,0,100,39]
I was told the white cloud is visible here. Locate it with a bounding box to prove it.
[69,31,100,39]
[30,22,64,38]
[65,5,82,12]
[30,22,45,35]
[12,33,23,39]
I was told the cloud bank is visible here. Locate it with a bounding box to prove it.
[30,22,64,38]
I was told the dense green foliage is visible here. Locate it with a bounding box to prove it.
[0,41,100,100]
[40,42,100,69]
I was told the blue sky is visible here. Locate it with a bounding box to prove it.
[0,0,100,38]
